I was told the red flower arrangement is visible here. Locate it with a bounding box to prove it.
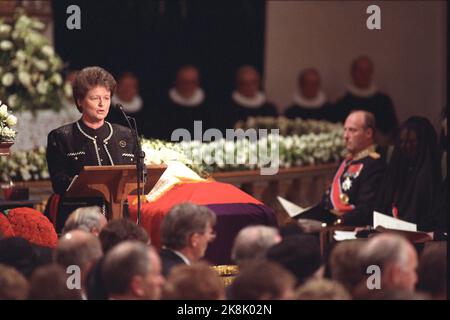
[0,211,15,237]
[2,207,58,248]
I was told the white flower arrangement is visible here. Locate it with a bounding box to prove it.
[0,147,48,182]
[0,100,17,141]
[140,120,345,174]
[0,9,70,112]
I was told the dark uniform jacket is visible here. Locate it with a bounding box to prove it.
[46,120,137,231]
[301,145,386,226]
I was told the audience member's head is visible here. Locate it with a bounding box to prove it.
[55,230,103,287]
[351,55,374,89]
[174,65,200,99]
[266,234,322,286]
[236,65,261,98]
[0,237,36,278]
[231,225,281,267]
[62,206,107,236]
[162,262,225,300]
[0,264,29,300]
[161,203,216,263]
[229,261,296,300]
[116,72,139,102]
[295,278,351,300]
[298,68,321,99]
[417,242,447,299]
[344,110,376,156]
[329,240,366,294]
[359,234,418,293]
[102,241,164,300]
[99,218,149,254]
[28,264,82,300]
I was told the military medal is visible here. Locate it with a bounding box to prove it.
[339,193,349,204]
[342,177,352,191]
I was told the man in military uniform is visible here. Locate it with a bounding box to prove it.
[298,110,386,227]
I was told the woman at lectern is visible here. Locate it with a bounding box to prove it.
[45,66,137,233]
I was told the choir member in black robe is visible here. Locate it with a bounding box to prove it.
[156,65,210,141]
[46,67,138,232]
[375,116,441,230]
[106,72,148,137]
[332,56,399,146]
[219,65,277,133]
[284,68,332,121]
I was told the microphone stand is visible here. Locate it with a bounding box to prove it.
[116,104,146,225]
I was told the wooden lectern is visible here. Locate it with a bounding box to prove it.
[65,164,166,220]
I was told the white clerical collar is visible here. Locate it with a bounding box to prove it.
[112,95,143,113]
[169,88,205,107]
[232,90,266,108]
[347,83,378,98]
[172,249,191,265]
[293,90,327,109]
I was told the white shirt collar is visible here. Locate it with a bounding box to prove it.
[169,88,205,107]
[292,90,327,109]
[232,90,266,108]
[112,95,143,113]
[347,83,378,98]
[172,249,191,265]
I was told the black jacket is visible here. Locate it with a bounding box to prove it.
[160,248,187,278]
[46,120,138,232]
[47,120,138,195]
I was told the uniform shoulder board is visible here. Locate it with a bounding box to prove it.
[369,151,380,159]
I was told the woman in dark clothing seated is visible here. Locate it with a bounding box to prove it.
[375,116,441,231]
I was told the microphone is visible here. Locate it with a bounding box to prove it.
[115,103,146,225]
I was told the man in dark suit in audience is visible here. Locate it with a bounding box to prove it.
[159,203,216,277]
